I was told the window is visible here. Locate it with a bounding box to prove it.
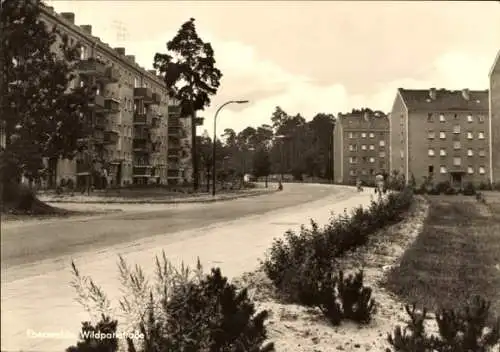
[349,169,356,176]
[428,165,434,174]
[467,131,473,139]
[361,132,367,138]
[427,113,433,122]
[400,150,404,158]
[439,131,446,139]
[428,131,435,139]
[362,156,367,163]
[453,157,462,166]
[95,85,101,96]
[349,144,355,151]
[370,169,374,175]
[428,148,435,156]
[361,144,367,150]
[379,151,386,158]
[348,132,353,139]
[361,169,367,175]
[467,166,474,174]
[134,77,139,88]
[454,114,458,120]
[478,115,485,123]
[439,114,445,122]
[379,140,385,147]
[479,166,486,174]
[440,165,447,174]
[440,148,447,156]
[369,132,375,138]
[453,125,461,134]
[369,144,375,150]
[467,149,474,156]
[369,157,375,163]
[453,141,461,150]
[467,114,473,123]
[479,149,486,157]
[349,156,357,164]
[79,79,85,88]
[80,46,87,60]
[478,131,485,139]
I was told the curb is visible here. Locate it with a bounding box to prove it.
[40,189,279,204]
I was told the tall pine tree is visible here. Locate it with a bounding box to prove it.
[154,18,223,191]
[1,0,93,185]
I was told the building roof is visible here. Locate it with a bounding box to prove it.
[398,88,489,112]
[490,48,500,77]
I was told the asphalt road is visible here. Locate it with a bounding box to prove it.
[1,184,349,269]
[1,183,371,351]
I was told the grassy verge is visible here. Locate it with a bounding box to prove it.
[384,195,500,318]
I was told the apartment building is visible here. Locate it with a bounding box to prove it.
[490,49,500,184]
[38,5,189,187]
[390,88,490,187]
[333,109,390,184]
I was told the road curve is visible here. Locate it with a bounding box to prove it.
[1,184,373,351]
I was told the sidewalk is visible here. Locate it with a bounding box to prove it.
[38,187,276,204]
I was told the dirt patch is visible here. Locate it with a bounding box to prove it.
[233,197,431,351]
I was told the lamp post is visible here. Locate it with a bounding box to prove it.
[274,135,287,181]
[212,100,249,196]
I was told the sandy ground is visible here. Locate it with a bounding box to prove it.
[234,196,431,351]
[1,184,369,351]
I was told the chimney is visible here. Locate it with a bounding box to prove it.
[60,12,75,24]
[148,69,156,75]
[462,88,470,100]
[114,47,125,55]
[429,87,437,100]
[80,25,92,35]
[126,55,135,63]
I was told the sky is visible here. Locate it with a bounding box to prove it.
[47,0,500,137]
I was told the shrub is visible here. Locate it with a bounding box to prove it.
[70,254,274,352]
[387,296,500,352]
[336,270,376,324]
[436,181,450,194]
[66,315,119,352]
[463,182,476,196]
[479,181,489,191]
[444,187,456,195]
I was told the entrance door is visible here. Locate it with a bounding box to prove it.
[451,173,463,189]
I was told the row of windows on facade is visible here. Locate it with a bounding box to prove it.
[349,168,385,176]
[349,140,385,151]
[426,129,485,139]
[427,165,487,175]
[427,147,487,157]
[424,113,486,123]
[347,132,385,139]
[349,155,384,163]
[78,46,166,98]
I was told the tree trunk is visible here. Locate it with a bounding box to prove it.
[206,167,210,193]
[265,176,268,188]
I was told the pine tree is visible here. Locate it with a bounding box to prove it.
[1,0,93,185]
[154,18,223,192]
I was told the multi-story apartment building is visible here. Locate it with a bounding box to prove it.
[390,88,490,187]
[490,49,500,184]
[37,5,190,187]
[333,109,390,185]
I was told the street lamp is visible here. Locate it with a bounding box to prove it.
[212,100,249,196]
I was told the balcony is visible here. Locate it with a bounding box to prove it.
[168,105,181,117]
[134,87,153,103]
[195,117,204,126]
[168,143,181,150]
[76,161,91,175]
[152,93,161,105]
[133,165,152,177]
[168,150,180,158]
[93,129,104,144]
[133,112,154,126]
[104,131,119,145]
[90,94,106,112]
[104,98,120,112]
[94,115,106,129]
[78,59,120,83]
[133,141,152,152]
[151,141,162,153]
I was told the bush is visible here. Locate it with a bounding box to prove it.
[66,315,119,352]
[436,181,450,194]
[69,254,274,352]
[463,182,476,196]
[479,181,489,191]
[387,295,500,352]
[444,187,456,195]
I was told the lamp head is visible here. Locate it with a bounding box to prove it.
[235,100,249,104]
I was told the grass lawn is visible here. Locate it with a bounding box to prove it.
[384,194,500,318]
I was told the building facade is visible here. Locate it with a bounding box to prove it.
[333,109,390,185]
[38,5,189,187]
[490,49,500,184]
[390,88,490,187]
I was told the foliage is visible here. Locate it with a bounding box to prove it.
[2,0,93,178]
[262,188,413,324]
[153,17,223,190]
[70,253,274,352]
[388,296,500,352]
[66,315,119,352]
[253,148,271,179]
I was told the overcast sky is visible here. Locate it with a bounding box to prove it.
[47,0,500,137]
